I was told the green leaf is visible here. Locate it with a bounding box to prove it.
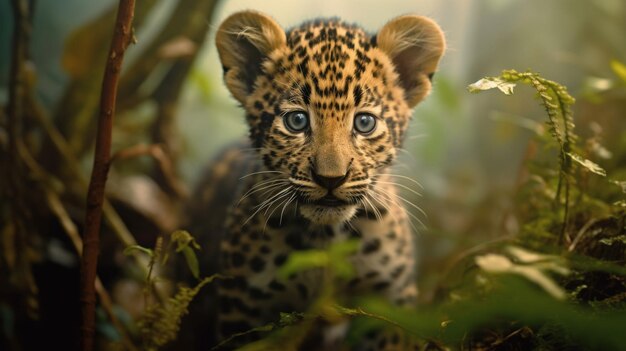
[567,153,607,176]
[182,246,200,279]
[123,244,154,257]
[171,230,201,252]
[278,240,359,279]
[610,59,626,83]
[329,239,359,256]
[278,250,329,279]
[329,240,359,278]
[468,77,516,95]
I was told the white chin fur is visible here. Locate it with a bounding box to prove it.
[299,204,357,225]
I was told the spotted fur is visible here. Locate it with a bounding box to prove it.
[193,10,445,350]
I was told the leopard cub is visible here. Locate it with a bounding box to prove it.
[190,10,445,350]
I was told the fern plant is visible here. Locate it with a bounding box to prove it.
[469,69,606,244]
[124,230,218,351]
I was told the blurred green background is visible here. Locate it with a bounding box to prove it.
[1,0,626,349]
[1,0,625,297]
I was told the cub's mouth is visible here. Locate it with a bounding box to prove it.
[310,194,349,207]
[299,194,358,224]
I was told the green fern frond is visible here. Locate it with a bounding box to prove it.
[138,275,218,351]
[469,70,579,243]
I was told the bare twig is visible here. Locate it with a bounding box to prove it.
[17,142,140,351]
[81,1,136,350]
[568,218,602,252]
[2,0,38,317]
[27,90,146,255]
[25,74,167,307]
[43,0,157,167]
[117,0,218,198]
[112,143,189,198]
[117,0,217,105]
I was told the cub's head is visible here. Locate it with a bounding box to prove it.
[216,11,445,225]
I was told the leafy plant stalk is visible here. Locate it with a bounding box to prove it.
[469,70,583,244]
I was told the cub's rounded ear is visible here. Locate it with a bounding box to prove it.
[216,11,286,104]
[376,15,445,107]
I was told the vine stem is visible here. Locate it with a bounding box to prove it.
[80,1,136,350]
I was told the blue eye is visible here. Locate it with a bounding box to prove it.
[284,111,309,132]
[354,113,377,134]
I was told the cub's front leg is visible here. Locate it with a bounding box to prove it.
[215,214,316,347]
[348,207,422,350]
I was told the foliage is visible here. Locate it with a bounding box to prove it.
[2,0,625,347]
[215,69,626,350]
[138,276,216,351]
[469,70,606,244]
[124,231,218,351]
[213,240,361,350]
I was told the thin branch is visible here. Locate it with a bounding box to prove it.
[115,0,218,198]
[81,1,136,350]
[117,0,218,105]
[112,143,189,198]
[43,0,158,166]
[25,75,167,306]
[17,142,140,351]
[139,0,218,198]
[3,0,38,316]
[26,90,148,256]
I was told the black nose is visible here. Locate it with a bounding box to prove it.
[311,169,348,190]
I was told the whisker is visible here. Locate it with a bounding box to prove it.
[395,147,415,161]
[376,186,427,219]
[368,191,398,225]
[289,177,317,188]
[242,178,288,194]
[362,195,382,221]
[374,180,422,197]
[237,180,289,205]
[243,178,289,195]
[372,187,425,230]
[365,194,385,220]
[406,133,429,140]
[264,190,292,215]
[255,184,291,203]
[384,173,424,190]
[254,187,292,210]
[343,215,358,233]
[279,192,297,226]
[263,189,294,231]
[402,207,422,232]
[343,179,371,189]
[243,187,292,226]
[240,170,284,179]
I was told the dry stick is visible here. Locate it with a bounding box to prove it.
[112,143,188,199]
[26,85,166,306]
[81,1,136,351]
[25,66,140,251]
[5,0,38,312]
[17,143,140,351]
[117,0,218,198]
[44,0,158,169]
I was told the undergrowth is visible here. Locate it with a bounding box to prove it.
[124,230,220,351]
[129,69,626,350]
